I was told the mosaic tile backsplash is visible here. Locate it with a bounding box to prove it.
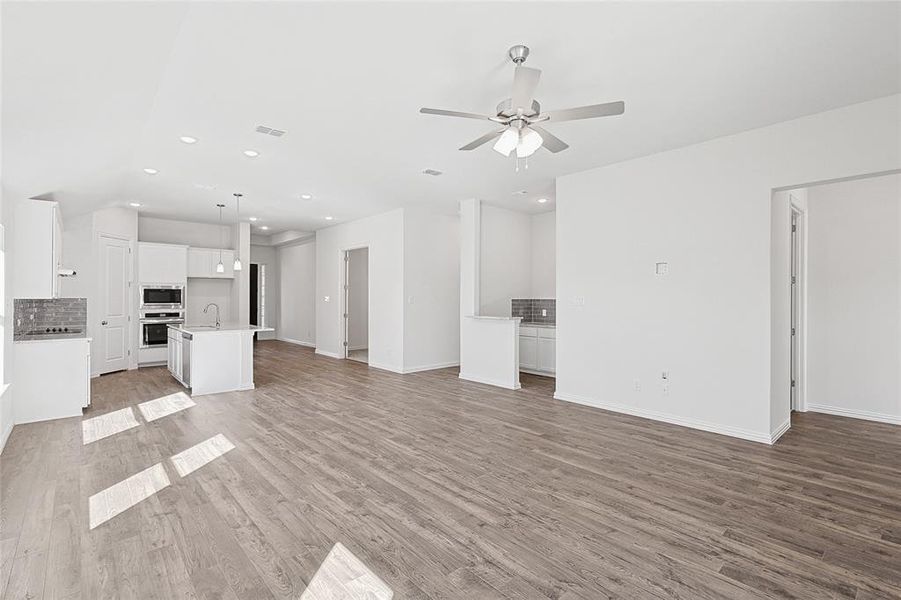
[511,298,556,325]
[14,298,87,338]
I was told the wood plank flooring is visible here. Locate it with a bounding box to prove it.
[1,340,900,599]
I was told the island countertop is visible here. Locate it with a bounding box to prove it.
[168,324,274,335]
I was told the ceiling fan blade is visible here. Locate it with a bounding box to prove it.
[529,125,569,153]
[510,66,541,112]
[543,100,625,122]
[459,128,506,151]
[420,107,491,120]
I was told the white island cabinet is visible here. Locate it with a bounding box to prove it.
[167,324,270,396]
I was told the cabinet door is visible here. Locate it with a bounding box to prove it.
[52,205,62,298]
[187,248,211,278]
[537,338,556,373]
[519,335,538,369]
[141,244,187,283]
[84,345,92,408]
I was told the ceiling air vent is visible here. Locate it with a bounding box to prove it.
[255,125,286,137]
[422,169,443,176]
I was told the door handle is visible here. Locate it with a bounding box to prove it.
[101,320,108,325]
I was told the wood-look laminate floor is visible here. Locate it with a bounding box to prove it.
[2,340,900,599]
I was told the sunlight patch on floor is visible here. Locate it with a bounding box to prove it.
[301,542,393,600]
[88,463,170,529]
[137,391,196,422]
[82,407,140,445]
[169,434,235,477]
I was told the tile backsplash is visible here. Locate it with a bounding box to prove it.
[14,298,88,338]
[511,298,556,325]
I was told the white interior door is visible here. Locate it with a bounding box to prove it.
[99,235,129,374]
[790,208,801,411]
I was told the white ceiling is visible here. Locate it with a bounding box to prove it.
[3,2,899,233]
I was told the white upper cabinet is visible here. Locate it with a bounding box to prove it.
[13,199,63,298]
[187,247,235,279]
[138,242,187,283]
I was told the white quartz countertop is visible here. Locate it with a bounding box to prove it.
[15,335,92,344]
[467,316,522,321]
[168,324,274,334]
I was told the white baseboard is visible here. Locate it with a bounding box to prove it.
[520,367,556,378]
[314,349,343,359]
[348,344,367,351]
[459,372,521,390]
[553,390,773,445]
[278,337,316,348]
[770,418,792,444]
[807,404,901,425]
[402,361,460,374]
[367,361,404,374]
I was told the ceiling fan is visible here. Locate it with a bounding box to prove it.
[420,45,625,160]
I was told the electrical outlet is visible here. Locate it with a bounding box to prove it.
[541,308,547,317]
[633,379,641,392]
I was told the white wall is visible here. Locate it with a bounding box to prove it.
[404,208,460,371]
[556,94,901,444]
[62,207,139,375]
[186,279,232,325]
[806,174,901,423]
[347,247,368,350]
[278,240,316,346]
[0,188,15,451]
[250,244,279,340]
[480,204,531,316]
[531,211,556,298]
[316,209,404,369]
[139,216,232,248]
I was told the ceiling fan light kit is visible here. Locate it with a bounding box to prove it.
[420,45,625,168]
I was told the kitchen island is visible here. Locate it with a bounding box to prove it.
[167,324,272,396]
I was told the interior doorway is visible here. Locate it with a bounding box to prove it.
[344,247,369,363]
[249,263,266,327]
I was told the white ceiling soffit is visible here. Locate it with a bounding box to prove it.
[3,2,899,233]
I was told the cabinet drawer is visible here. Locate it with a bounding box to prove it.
[520,326,538,337]
[538,327,556,339]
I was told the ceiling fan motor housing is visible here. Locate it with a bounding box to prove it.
[496,98,541,119]
[508,44,530,65]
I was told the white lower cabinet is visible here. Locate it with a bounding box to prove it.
[519,326,555,376]
[14,338,90,423]
[519,335,538,370]
[167,328,184,384]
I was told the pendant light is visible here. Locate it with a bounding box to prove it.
[216,203,225,273]
[232,193,243,271]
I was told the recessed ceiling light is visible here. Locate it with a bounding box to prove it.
[249,217,258,222]
[243,149,259,157]
[129,202,142,207]
[513,190,528,196]
[143,168,158,175]
[179,136,198,144]
[422,168,443,176]
[300,194,313,200]
[259,225,269,230]
[324,216,334,221]
[537,198,548,204]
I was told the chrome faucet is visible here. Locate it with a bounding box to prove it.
[203,303,221,328]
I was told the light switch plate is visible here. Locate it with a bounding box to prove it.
[655,262,669,276]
